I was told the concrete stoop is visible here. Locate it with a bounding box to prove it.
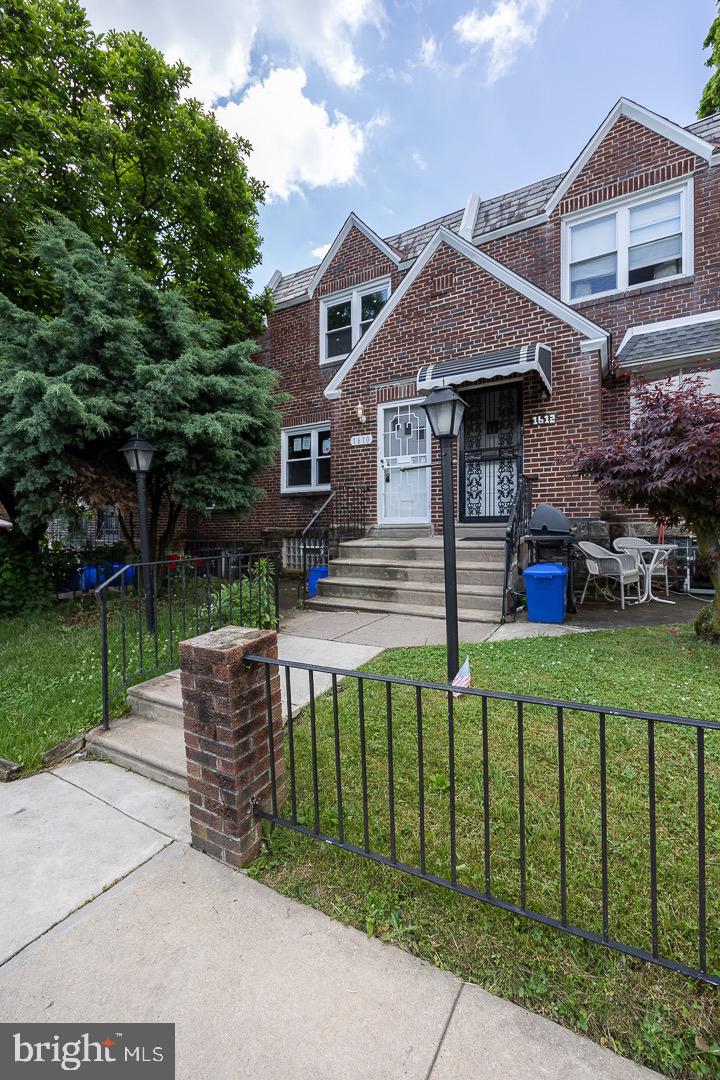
[309,537,505,622]
[87,674,187,793]
[87,635,385,794]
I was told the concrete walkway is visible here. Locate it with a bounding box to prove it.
[0,761,661,1079]
[281,607,582,647]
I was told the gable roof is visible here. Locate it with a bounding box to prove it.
[544,98,720,217]
[271,104,720,308]
[323,226,609,400]
[306,213,401,298]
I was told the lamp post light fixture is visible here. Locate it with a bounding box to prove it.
[120,438,158,633]
[421,388,467,682]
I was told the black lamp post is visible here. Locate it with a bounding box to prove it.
[421,388,466,682]
[120,438,158,633]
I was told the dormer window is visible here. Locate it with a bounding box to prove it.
[562,181,692,303]
[320,278,390,364]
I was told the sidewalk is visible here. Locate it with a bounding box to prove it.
[0,761,661,1080]
[280,607,580,647]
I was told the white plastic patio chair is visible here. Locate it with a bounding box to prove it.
[578,541,643,610]
[613,537,670,597]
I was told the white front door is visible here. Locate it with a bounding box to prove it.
[378,400,431,524]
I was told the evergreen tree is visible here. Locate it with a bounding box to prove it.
[0,218,284,556]
[699,2,720,117]
[0,0,270,341]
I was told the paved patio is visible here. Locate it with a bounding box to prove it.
[0,761,661,1080]
[279,590,706,647]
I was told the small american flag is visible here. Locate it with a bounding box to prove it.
[452,655,471,698]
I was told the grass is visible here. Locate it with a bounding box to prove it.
[0,602,106,770]
[252,625,720,1078]
[0,567,277,771]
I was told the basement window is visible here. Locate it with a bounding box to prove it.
[281,423,331,494]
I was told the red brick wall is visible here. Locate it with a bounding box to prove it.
[190,116,720,543]
[183,227,401,543]
[481,117,720,522]
[334,241,603,525]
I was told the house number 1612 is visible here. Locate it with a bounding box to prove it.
[531,413,556,426]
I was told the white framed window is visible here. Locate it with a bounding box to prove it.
[320,278,390,365]
[562,181,693,303]
[281,423,331,494]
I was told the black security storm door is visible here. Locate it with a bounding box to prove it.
[459,384,523,522]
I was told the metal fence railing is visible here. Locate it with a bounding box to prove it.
[502,474,534,623]
[96,551,280,729]
[246,652,719,987]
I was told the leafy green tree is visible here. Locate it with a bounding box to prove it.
[0,0,270,341]
[0,218,284,557]
[575,376,720,642]
[699,2,720,117]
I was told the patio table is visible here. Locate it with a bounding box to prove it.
[617,542,677,604]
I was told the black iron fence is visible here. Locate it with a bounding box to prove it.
[97,551,280,729]
[247,653,719,987]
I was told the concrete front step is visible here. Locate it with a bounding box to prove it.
[87,634,386,791]
[305,595,500,623]
[328,559,505,586]
[127,673,183,728]
[338,538,505,564]
[86,718,187,792]
[317,576,502,613]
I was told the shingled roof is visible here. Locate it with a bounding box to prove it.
[272,109,720,307]
[617,313,720,368]
[687,113,720,144]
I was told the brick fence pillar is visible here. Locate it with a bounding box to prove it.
[179,625,285,868]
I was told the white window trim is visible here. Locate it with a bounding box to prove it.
[280,422,331,495]
[561,179,694,304]
[319,276,391,366]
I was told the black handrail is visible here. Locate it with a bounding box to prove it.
[501,475,534,623]
[299,484,370,598]
[96,549,280,730]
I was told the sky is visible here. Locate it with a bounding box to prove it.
[82,0,716,289]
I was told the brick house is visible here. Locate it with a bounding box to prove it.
[189,98,720,609]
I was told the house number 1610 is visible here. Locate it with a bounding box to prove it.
[531,413,556,426]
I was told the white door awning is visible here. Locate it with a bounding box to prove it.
[417,344,552,397]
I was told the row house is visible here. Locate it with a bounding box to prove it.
[190,98,720,617]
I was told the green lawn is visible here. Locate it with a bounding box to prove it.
[0,603,107,770]
[253,626,720,1079]
[0,568,277,772]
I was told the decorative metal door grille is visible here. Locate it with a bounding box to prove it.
[460,385,522,521]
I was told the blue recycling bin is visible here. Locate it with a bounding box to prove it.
[307,564,329,598]
[523,563,569,624]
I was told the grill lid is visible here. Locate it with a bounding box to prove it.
[529,503,572,535]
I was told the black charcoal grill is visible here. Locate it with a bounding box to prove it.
[524,503,577,612]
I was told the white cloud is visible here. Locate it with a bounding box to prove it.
[83,0,385,105]
[454,0,553,82]
[411,151,427,171]
[216,68,366,200]
[311,243,332,259]
[417,34,441,69]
